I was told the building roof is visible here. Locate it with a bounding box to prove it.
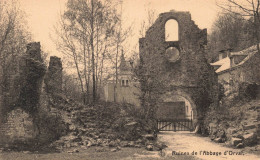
[210,44,258,74]
[210,57,231,73]
[230,45,256,57]
[119,53,133,72]
[105,54,134,84]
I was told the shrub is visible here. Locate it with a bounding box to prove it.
[239,82,259,100]
[34,109,68,145]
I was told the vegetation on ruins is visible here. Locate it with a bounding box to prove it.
[0,0,31,121]
[136,9,219,132]
[0,0,259,154]
[133,8,163,125]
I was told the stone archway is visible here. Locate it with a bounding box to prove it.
[162,90,198,125]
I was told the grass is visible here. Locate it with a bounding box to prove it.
[0,147,200,160]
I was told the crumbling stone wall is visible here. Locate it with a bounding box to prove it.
[0,42,68,146]
[139,11,218,123]
[44,56,63,94]
[17,42,46,114]
[0,108,36,145]
[0,42,46,145]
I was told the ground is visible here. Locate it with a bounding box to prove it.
[0,147,195,160]
[159,131,260,160]
[1,132,259,160]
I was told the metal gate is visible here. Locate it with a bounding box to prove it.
[157,119,194,132]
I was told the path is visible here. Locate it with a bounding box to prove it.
[159,131,260,160]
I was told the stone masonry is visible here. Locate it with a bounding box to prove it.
[44,56,63,94]
[0,42,46,144]
[0,42,65,145]
[17,42,46,114]
[139,11,218,124]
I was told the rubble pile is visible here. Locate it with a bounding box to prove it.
[48,95,152,151]
[208,100,260,149]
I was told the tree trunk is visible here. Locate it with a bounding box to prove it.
[73,54,85,104]
[99,45,106,93]
[95,25,99,99]
[87,44,91,104]
[83,34,88,104]
[114,41,119,102]
[255,12,260,54]
[91,0,96,102]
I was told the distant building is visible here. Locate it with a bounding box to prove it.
[103,53,140,106]
[211,45,260,95]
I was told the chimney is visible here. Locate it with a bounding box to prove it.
[218,48,232,60]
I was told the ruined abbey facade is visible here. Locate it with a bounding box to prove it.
[139,11,218,123]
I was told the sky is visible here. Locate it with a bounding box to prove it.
[19,0,221,58]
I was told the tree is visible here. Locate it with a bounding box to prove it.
[0,0,31,121]
[216,0,260,54]
[207,12,253,62]
[213,1,260,89]
[134,8,162,121]
[62,72,82,101]
[105,1,132,103]
[139,7,157,37]
[54,0,119,103]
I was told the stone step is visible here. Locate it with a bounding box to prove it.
[243,124,256,130]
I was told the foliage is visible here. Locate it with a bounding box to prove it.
[204,104,243,132]
[34,108,68,144]
[136,15,217,125]
[120,102,144,119]
[54,0,123,103]
[216,0,260,58]
[110,102,156,139]
[62,72,83,101]
[0,0,31,121]
[19,56,46,115]
[139,6,157,37]
[238,82,259,100]
[218,83,225,102]
[134,52,168,122]
[207,12,255,62]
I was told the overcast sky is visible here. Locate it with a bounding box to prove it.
[20,0,221,58]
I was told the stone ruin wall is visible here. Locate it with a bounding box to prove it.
[44,56,63,94]
[139,11,218,122]
[0,42,63,145]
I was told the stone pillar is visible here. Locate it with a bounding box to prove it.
[17,42,46,114]
[45,56,63,94]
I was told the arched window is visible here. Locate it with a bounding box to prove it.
[165,19,179,41]
[165,47,180,62]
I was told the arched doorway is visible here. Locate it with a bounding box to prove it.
[156,91,197,132]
